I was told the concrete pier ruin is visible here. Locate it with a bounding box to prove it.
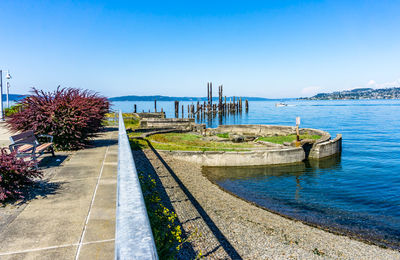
[134,118,342,166]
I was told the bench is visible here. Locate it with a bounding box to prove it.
[9,130,55,166]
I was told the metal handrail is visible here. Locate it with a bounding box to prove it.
[115,110,158,260]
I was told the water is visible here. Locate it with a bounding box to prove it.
[113,99,400,249]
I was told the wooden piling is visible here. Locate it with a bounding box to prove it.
[210,82,213,107]
[134,104,137,113]
[208,82,210,101]
[224,96,227,113]
[174,101,179,117]
[154,99,157,112]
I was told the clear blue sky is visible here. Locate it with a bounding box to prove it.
[1,0,400,98]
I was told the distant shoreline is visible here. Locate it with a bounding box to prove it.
[108,95,274,102]
[300,87,400,100]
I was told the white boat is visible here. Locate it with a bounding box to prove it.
[275,102,288,107]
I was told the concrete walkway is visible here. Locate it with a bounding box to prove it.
[0,121,14,148]
[0,128,118,259]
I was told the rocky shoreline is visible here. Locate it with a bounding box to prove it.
[134,148,400,259]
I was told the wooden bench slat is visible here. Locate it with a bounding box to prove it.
[36,143,53,153]
[17,144,34,153]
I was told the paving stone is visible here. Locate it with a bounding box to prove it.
[0,129,118,259]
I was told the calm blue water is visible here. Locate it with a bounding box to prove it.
[113,99,400,248]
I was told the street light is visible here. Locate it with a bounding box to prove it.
[5,71,11,108]
[0,70,3,121]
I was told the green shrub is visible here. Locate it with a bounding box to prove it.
[5,104,23,117]
[138,172,183,259]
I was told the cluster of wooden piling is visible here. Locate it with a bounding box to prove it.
[174,82,249,118]
[133,82,249,120]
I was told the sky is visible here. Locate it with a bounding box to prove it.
[1,0,400,98]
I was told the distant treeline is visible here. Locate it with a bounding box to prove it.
[109,95,271,102]
[300,87,400,100]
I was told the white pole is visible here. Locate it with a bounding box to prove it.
[0,70,3,121]
[6,82,9,109]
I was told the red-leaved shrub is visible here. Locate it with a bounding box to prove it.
[7,87,109,150]
[0,149,42,202]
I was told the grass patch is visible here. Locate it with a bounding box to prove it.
[148,133,255,151]
[216,133,229,138]
[130,139,149,150]
[129,132,321,151]
[105,112,134,118]
[129,132,321,152]
[151,142,250,152]
[128,131,144,137]
[103,113,140,128]
[124,117,140,130]
[256,134,321,144]
[149,133,201,143]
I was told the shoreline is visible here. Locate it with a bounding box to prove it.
[203,170,399,251]
[138,148,400,259]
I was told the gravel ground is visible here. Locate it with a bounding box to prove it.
[134,147,400,260]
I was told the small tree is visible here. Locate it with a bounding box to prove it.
[7,87,109,150]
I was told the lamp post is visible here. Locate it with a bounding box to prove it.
[0,70,3,121]
[6,71,11,109]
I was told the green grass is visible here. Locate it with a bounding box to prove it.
[130,139,149,150]
[151,142,250,152]
[129,132,254,151]
[124,117,140,130]
[128,131,143,137]
[256,134,321,144]
[129,132,321,152]
[148,133,256,151]
[103,113,140,128]
[149,133,201,143]
[216,133,229,138]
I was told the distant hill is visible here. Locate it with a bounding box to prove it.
[109,95,271,102]
[300,87,400,100]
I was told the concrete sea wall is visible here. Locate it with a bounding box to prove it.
[309,134,342,159]
[159,147,305,166]
[140,118,196,131]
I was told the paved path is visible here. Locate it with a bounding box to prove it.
[0,128,118,260]
[0,121,14,148]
